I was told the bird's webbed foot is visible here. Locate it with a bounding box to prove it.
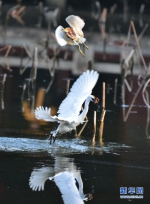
[48,134,57,144]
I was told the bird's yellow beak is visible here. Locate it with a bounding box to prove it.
[63,28,68,32]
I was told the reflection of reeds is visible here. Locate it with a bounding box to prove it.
[45,48,60,93]
[20,44,32,75]
[113,78,118,104]
[2,4,26,43]
[142,78,150,108]
[0,45,12,57]
[35,88,45,108]
[0,45,12,70]
[138,23,148,41]
[98,8,107,59]
[121,21,149,122]
[124,78,145,122]
[107,83,110,94]
[91,1,101,20]
[21,83,26,112]
[145,91,150,139]
[1,73,7,110]
[66,79,70,95]
[21,84,26,99]
[127,21,147,72]
[37,2,43,28]
[25,47,38,114]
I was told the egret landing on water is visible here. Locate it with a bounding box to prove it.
[35,70,99,144]
[55,15,89,56]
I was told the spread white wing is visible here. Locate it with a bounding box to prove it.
[35,70,99,122]
[55,25,69,46]
[54,172,84,204]
[66,15,85,31]
[34,106,69,123]
[57,70,99,119]
[35,106,58,122]
[29,167,54,191]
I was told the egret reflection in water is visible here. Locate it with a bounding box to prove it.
[29,156,93,204]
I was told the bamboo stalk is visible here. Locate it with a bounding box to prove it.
[77,121,88,137]
[94,111,96,133]
[99,82,106,142]
[102,82,105,109]
[77,106,88,137]
[99,109,106,146]
[100,109,106,122]
[99,121,104,143]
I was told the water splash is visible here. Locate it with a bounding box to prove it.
[0,137,131,155]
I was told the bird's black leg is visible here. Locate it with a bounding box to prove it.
[48,134,57,144]
[53,136,57,143]
[48,134,53,144]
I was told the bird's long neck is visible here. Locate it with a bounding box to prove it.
[74,172,84,197]
[78,98,90,123]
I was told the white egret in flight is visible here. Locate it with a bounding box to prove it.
[35,70,99,143]
[29,156,93,204]
[55,15,89,56]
